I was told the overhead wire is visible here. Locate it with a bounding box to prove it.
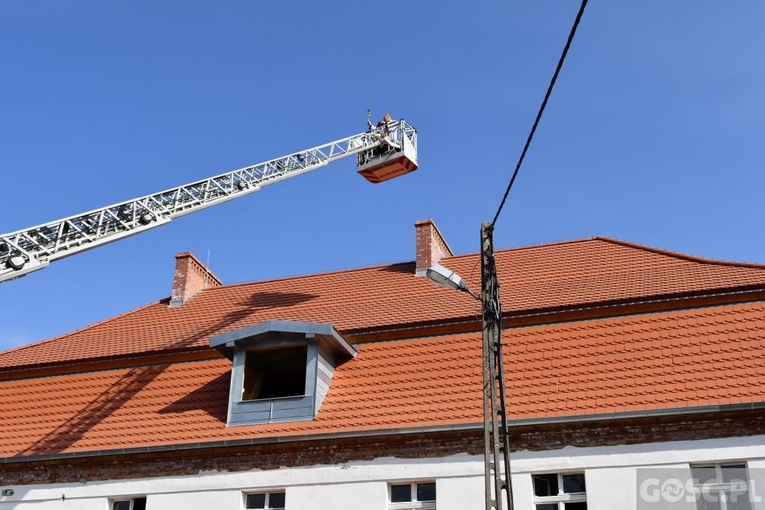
[491,0,589,228]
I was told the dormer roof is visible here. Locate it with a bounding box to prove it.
[210,320,355,360]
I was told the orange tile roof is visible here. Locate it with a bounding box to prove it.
[2,237,765,370]
[2,300,765,459]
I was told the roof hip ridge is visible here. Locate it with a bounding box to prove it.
[0,299,167,361]
[594,236,765,269]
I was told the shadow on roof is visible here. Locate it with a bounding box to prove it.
[17,365,168,457]
[377,262,415,275]
[233,291,318,311]
[159,371,230,423]
[15,292,319,456]
[14,309,232,455]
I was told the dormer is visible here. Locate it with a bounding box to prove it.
[210,320,356,427]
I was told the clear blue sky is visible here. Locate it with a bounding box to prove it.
[1,2,764,351]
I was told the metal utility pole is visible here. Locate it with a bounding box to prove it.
[481,221,513,510]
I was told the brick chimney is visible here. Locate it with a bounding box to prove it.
[169,252,222,307]
[414,219,454,276]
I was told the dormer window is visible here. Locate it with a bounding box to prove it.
[210,321,356,427]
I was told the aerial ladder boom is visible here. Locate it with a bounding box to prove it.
[0,120,417,284]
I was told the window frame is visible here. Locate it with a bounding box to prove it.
[690,462,752,510]
[243,490,286,509]
[110,497,147,510]
[531,472,587,510]
[242,344,309,401]
[388,481,437,510]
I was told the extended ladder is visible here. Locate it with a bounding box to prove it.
[0,120,417,283]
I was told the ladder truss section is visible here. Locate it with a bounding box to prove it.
[0,121,415,283]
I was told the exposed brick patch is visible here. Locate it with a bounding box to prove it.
[509,410,765,451]
[3,411,763,486]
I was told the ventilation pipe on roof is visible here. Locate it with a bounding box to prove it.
[414,219,454,276]
[169,252,222,307]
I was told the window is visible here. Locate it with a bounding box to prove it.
[245,491,286,509]
[691,463,752,510]
[112,498,147,510]
[242,346,307,400]
[389,482,436,510]
[532,472,587,509]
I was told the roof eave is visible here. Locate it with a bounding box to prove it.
[4,401,763,464]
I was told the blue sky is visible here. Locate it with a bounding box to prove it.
[1,2,764,350]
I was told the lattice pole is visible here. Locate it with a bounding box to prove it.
[481,221,513,510]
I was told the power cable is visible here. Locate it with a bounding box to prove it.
[491,0,589,228]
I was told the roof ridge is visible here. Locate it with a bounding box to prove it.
[204,259,418,293]
[200,234,761,294]
[595,237,765,269]
[206,237,602,292]
[489,236,599,255]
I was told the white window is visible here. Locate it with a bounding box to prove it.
[389,482,437,510]
[691,463,752,510]
[532,472,587,509]
[111,497,147,510]
[245,491,286,509]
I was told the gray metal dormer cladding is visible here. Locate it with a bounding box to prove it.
[210,320,356,426]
